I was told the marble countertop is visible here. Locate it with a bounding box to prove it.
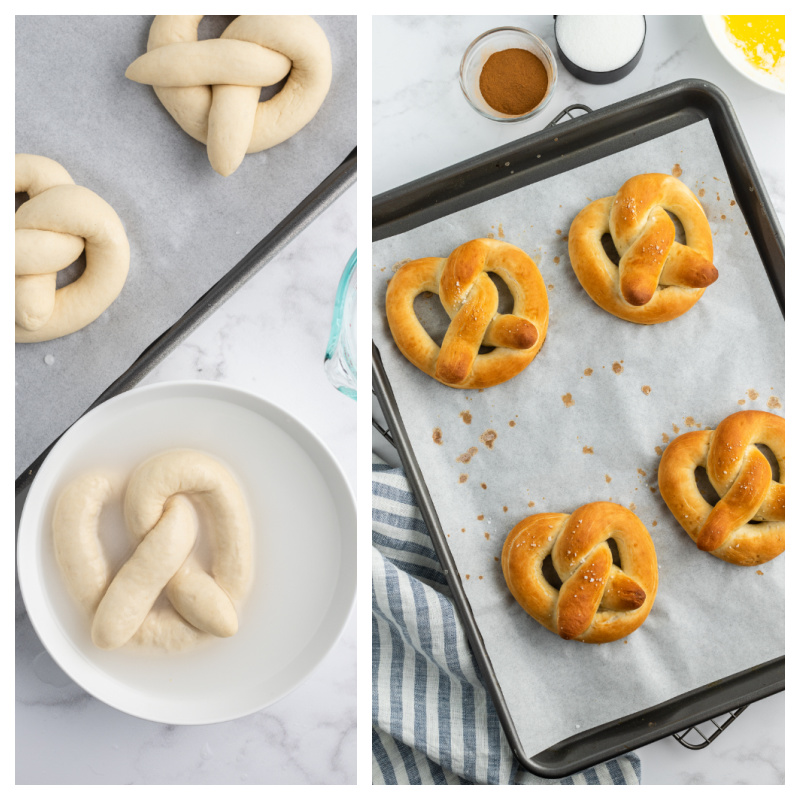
[16,186,357,785]
[372,14,784,786]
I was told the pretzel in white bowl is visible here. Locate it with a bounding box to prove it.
[658,410,784,566]
[568,174,718,324]
[502,502,658,644]
[53,450,253,651]
[15,154,130,343]
[126,15,332,177]
[385,238,549,389]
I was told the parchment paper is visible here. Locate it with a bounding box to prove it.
[15,15,356,477]
[372,120,784,757]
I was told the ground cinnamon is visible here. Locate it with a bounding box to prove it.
[479,48,549,116]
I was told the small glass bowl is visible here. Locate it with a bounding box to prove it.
[459,27,558,123]
[324,249,357,400]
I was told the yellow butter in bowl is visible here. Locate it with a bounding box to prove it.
[723,15,784,79]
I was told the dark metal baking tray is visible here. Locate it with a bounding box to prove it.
[16,148,356,494]
[372,79,784,778]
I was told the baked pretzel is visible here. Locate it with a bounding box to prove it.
[126,15,332,176]
[15,154,130,343]
[502,502,658,643]
[658,410,784,566]
[53,450,252,651]
[568,174,718,324]
[385,238,549,389]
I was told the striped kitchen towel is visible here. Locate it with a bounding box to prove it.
[372,454,642,785]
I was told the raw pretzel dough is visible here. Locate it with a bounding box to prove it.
[53,450,253,651]
[126,15,332,176]
[15,154,130,343]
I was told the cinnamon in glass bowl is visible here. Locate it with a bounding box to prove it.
[460,27,557,123]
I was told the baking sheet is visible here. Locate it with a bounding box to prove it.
[15,15,356,477]
[372,119,784,757]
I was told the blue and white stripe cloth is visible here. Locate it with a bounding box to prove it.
[372,454,642,785]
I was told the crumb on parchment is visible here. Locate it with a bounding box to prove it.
[480,430,497,449]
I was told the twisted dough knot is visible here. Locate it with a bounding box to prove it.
[15,154,130,343]
[568,174,718,324]
[658,410,784,566]
[502,502,658,643]
[53,451,252,651]
[385,238,549,388]
[126,15,332,176]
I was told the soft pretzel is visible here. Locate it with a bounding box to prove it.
[502,502,658,643]
[53,450,252,651]
[126,15,332,176]
[658,410,784,566]
[568,174,718,324]
[385,238,549,389]
[15,154,130,343]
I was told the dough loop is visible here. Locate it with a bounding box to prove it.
[53,450,253,651]
[126,15,332,176]
[15,154,130,343]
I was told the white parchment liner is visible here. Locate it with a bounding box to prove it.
[372,120,784,757]
[16,15,356,476]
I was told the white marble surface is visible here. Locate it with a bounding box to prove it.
[372,15,784,785]
[16,186,356,785]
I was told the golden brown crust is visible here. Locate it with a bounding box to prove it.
[385,238,549,389]
[658,410,785,566]
[501,502,658,644]
[568,174,717,324]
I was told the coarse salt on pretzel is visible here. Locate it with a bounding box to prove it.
[658,410,784,566]
[126,15,332,177]
[568,173,718,324]
[501,502,658,643]
[385,238,549,389]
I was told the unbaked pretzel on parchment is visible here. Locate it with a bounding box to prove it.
[126,15,332,176]
[15,154,130,343]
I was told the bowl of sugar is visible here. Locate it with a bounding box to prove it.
[554,15,646,84]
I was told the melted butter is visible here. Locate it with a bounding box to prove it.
[723,15,785,75]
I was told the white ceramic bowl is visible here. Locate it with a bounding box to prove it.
[17,381,356,724]
[702,15,784,94]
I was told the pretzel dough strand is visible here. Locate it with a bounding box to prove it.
[658,410,785,566]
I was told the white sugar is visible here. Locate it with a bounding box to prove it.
[557,16,645,72]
